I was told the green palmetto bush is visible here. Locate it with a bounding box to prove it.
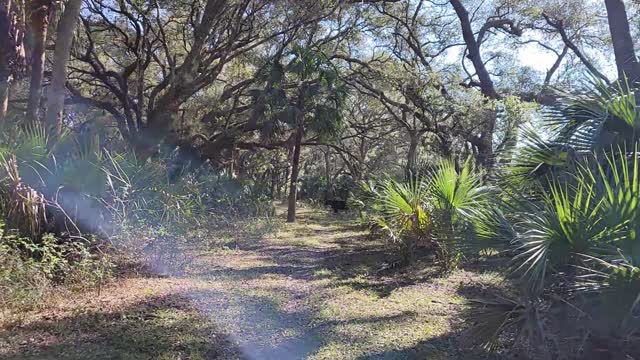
[0,124,59,239]
[364,158,491,268]
[549,78,640,151]
[0,124,56,186]
[0,123,112,237]
[466,77,640,357]
[101,151,205,228]
[470,146,640,357]
[0,123,202,238]
[376,176,432,264]
[505,146,639,294]
[428,158,492,270]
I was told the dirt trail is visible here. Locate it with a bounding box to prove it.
[2,205,501,360]
[181,206,363,359]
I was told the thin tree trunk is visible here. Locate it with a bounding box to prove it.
[407,132,419,177]
[44,0,82,138]
[269,168,277,198]
[287,127,303,223]
[0,0,13,126]
[26,0,51,122]
[0,81,7,126]
[276,166,283,197]
[497,122,519,164]
[281,146,292,204]
[324,146,332,195]
[229,145,239,178]
[476,109,496,171]
[604,0,640,84]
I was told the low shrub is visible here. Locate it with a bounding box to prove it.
[358,158,491,268]
[0,227,113,310]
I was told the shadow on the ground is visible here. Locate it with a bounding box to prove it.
[180,207,511,359]
[186,289,437,360]
[0,293,243,360]
[353,332,503,360]
[191,208,457,297]
[187,287,323,360]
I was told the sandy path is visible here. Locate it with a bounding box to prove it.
[178,206,354,359]
[2,205,498,359]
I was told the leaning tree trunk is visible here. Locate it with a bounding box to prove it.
[44,0,82,138]
[449,0,498,100]
[604,0,640,85]
[287,127,303,223]
[26,0,51,122]
[450,0,500,173]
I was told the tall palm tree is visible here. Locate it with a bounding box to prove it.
[255,46,347,222]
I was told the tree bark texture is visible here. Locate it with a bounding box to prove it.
[0,1,9,125]
[44,0,83,138]
[26,0,52,122]
[406,131,420,177]
[604,0,640,84]
[450,0,499,172]
[287,127,303,223]
[449,0,499,100]
[0,0,15,125]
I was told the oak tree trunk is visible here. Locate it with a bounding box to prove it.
[449,0,500,171]
[26,0,51,122]
[406,131,419,178]
[604,0,640,84]
[449,0,498,100]
[44,0,82,138]
[450,0,499,173]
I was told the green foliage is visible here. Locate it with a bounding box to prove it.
[300,175,328,202]
[256,45,347,142]
[334,175,356,201]
[546,77,640,151]
[376,176,431,263]
[0,120,276,315]
[102,151,199,226]
[0,229,112,310]
[0,153,48,239]
[361,158,491,268]
[428,158,491,270]
[468,81,640,356]
[500,145,639,296]
[428,158,489,221]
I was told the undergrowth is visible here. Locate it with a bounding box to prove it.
[0,228,113,312]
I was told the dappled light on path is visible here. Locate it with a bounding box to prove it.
[1,205,503,359]
[176,205,502,359]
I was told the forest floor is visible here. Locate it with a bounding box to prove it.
[0,205,507,360]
